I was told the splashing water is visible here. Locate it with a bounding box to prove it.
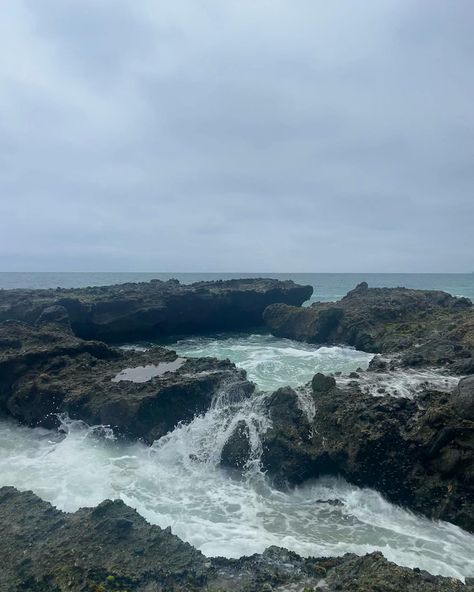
[337,367,461,398]
[0,385,473,580]
[1,336,472,580]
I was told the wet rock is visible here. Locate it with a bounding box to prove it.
[0,487,470,592]
[0,278,313,342]
[258,373,474,532]
[0,321,253,443]
[261,387,319,486]
[220,420,251,469]
[264,284,474,373]
[312,372,337,394]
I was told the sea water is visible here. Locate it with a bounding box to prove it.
[0,336,473,580]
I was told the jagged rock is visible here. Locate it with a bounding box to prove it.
[0,487,471,592]
[0,321,253,443]
[0,278,313,342]
[224,374,474,532]
[264,283,474,373]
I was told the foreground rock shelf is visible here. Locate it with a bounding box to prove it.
[0,487,471,592]
[264,282,474,374]
[0,277,313,342]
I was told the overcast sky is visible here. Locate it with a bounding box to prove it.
[0,1,473,272]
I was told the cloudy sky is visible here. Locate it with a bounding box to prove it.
[0,1,473,272]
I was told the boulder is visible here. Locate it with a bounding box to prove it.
[312,372,337,393]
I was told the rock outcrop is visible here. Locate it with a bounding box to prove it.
[0,320,252,443]
[0,486,471,592]
[0,278,313,342]
[222,373,474,532]
[264,282,474,373]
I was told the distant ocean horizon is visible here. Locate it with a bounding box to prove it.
[1,272,473,304]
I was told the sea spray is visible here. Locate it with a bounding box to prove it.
[0,339,473,580]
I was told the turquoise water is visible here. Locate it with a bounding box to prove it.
[0,272,473,303]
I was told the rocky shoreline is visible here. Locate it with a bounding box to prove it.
[264,282,474,374]
[221,373,474,532]
[1,487,472,592]
[0,278,474,590]
[0,277,313,342]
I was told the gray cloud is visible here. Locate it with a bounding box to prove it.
[0,0,473,272]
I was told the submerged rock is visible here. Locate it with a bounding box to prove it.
[0,320,253,443]
[0,277,313,342]
[0,486,471,592]
[264,283,474,373]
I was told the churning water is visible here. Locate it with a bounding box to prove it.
[1,335,473,580]
[170,334,374,391]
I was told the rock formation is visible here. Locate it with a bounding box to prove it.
[0,278,313,342]
[222,373,474,532]
[0,320,252,443]
[264,282,474,373]
[0,487,470,592]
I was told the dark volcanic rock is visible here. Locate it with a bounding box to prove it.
[264,282,474,373]
[224,375,474,532]
[220,420,251,469]
[0,321,253,443]
[0,278,313,342]
[0,487,471,592]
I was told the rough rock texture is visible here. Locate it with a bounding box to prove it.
[0,278,313,342]
[0,487,471,592]
[220,420,252,469]
[264,282,474,373]
[0,321,252,443]
[452,376,474,420]
[223,375,474,532]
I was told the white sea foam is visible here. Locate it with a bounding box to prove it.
[337,367,460,398]
[171,333,373,391]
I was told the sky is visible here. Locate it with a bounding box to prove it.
[0,1,473,272]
